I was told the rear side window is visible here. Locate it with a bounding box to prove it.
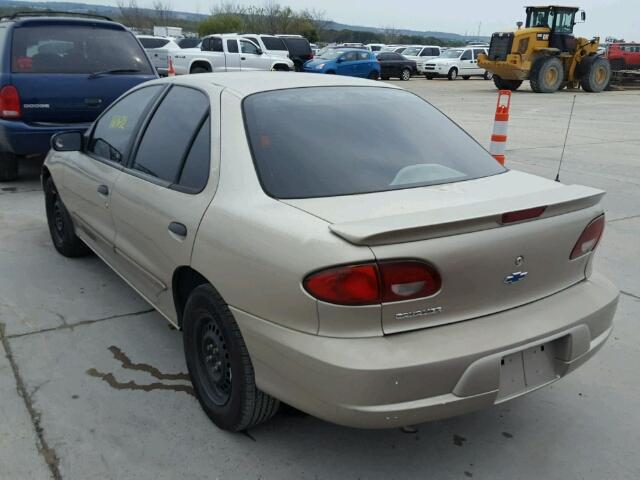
[227,39,239,53]
[178,116,211,192]
[11,25,153,74]
[132,86,210,189]
[282,37,311,56]
[139,37,169,49]
[261,36,287,51]
[88,85,163,164]
[243,87,505,199]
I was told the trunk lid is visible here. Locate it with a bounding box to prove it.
[283,171,605,334]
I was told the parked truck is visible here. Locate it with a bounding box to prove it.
[170,34,293,75]
[153,25,182,39]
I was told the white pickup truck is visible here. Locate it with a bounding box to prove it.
[170,34,294,75]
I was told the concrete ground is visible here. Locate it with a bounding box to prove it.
[1,78,638,480]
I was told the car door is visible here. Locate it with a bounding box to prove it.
[471,49,484,74]
[61,85,164,261]
[355,50,372,77]
[377,53,392,77]
[109,85,219,318]
[459,49,474,75]
[336,51,358,76]
[225,39,241,71]
[239,39,266,70]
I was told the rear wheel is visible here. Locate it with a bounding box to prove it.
[530,56,564,93]
[0,152,18,182]
[400,68,411,81]
[462,75,470,80]
[381,75,390,80]
[190,66,209,74]
[44,177,91,257]
[493,75,523,91]
[447,68,458,80]
[579,56,611,93]
[183,284,280,431]
[424,74,434,80]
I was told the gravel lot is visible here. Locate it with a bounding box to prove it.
[1,78,639,480]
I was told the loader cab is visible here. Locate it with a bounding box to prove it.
[525,6,580,52]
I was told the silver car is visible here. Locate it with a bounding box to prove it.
[43,73,618,431]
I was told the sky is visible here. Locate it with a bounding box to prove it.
[22,0,640,40]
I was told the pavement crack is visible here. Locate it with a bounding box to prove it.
[608,214,640,224]
[6,308,155,339]
[0,323,62,480]
[108,345,190,381]
[621,291,640,301]
[86,368,194,397]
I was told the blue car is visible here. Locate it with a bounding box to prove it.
[0,12,157,181]
[303,48,380,79]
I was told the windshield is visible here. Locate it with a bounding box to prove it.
[317,49,344,60]
[12,25,153,74]
[441,49,463,59]
[402,47,422,56]
[243,87,505,199]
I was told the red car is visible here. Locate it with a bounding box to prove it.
[606,43,640,70]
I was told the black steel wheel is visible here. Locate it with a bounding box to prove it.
[44,177,91,257]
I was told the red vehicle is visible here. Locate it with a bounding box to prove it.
[606,43,640,70]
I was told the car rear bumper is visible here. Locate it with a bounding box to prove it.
[233,272,618,429]
[0,119,91,156]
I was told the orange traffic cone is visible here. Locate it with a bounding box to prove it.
[167,56,176,77]
[489,90,511,165]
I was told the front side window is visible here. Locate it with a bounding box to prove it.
[132,86,210,187]
[342,51,358,62]
[356,51,369,60]
[460,50,472,61]
[554,11,575,34]
[88,86,163,163]
[12,25,153,74]
[240,40,260,55]
[243,87,505,199]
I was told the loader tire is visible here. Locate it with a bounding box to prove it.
[579,56,611,93]
[492,75,522,91]
[530,56,564,93]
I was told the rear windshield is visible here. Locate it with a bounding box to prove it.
[178,38,200,48]
[261,36,287,51]
[244,87,505,199]
[281,37,311,55]
[139,37,170,49]
[12,25,154,74]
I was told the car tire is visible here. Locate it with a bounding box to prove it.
[424,74,434,80]
[44,177,91,257]
[447,68,458,80]
[294,62,303,72]
[368,70,379,80]
[191,67,209,74]
[381,75,390,80]
[400,68,411,81]
[483,71,494,80]
[326,70,336,75]
[578,56,611,93]
[0,152,18,182]
[493,75,523,91]
[529,56,564,93]
[462,75,470,80]
[183,284,280,432]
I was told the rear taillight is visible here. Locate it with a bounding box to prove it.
[570,214,605,260]
[0,85,21,119]
[304,261,441,306]
[501,206,546,224]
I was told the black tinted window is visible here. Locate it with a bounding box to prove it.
[244,87,505,199]
[133,87,209,184]
[261,36,287,50]
[390,53,402,60]
[461,50,472,60]
[227,39,239,53]
[139,37,169,49]
[89,86,162,163]
[211,37,223,52]
[11,25,153,74]
[282,37,311,55]
[178,116,211,192]
[178,38,200,48]
[377,53,391,60]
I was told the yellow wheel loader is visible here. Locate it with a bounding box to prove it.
[477,6,611,93]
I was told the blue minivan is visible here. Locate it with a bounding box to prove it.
[0,12,157,181]
[303,48,380,79]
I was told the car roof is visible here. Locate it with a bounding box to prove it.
[152,72,399,98]
[0,15,122,28]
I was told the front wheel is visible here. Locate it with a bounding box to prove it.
[44,177,91,257]
[183,284,280,431]
[400,68,411,81]
[530,56,564,93]
[493,75,523,91]
[0,152,18,181]
[447,68,458,80]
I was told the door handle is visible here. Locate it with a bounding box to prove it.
[241,57,246,60]
[97,184,109,195]
[168,222,187,237]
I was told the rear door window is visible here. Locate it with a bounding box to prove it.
[243,87,505,199]
[240,40,260,55]
[11,24,153,74]
[227,39,239,53]
[88,85,163,164]
[131,86,210,189]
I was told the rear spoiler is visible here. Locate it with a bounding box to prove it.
[330,185,604,246]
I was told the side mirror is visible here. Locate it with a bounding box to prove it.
[51,131,83,152]
[257,48,263,55]
[336,57,344,63]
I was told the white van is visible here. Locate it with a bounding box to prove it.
[400,45,442,73]
[423,47,493,80]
